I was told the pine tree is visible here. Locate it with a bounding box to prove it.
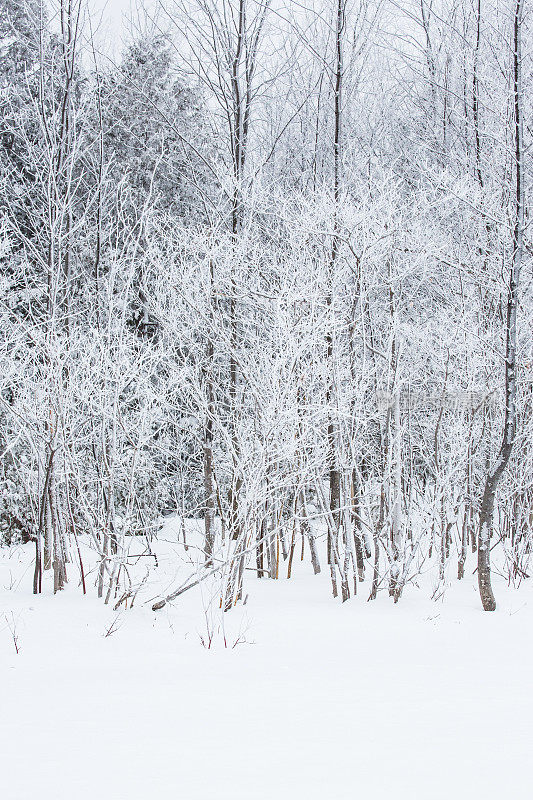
[101,33,213,222]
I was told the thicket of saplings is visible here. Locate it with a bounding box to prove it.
[0,0,530,613]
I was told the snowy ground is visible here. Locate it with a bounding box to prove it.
[1,520,532,799]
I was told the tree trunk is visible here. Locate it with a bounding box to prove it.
[477,0,524,611]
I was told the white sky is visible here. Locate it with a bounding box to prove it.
[86,0,157,58]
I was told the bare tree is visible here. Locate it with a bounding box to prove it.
[477,0,525,611]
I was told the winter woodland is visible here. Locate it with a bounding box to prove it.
[1,0,530,613]
[1,0,532,796]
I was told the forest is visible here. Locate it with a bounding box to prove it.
[1,0,530,610]
[0,0,532,795]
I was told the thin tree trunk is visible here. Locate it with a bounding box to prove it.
[477,0,524,611]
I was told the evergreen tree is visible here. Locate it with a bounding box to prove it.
[101,33,213,223]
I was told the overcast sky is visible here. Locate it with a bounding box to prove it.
[87,0,158,57]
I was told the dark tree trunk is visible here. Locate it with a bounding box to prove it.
[477,0,524,611]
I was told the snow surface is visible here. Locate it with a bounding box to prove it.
[1,520,532,800]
